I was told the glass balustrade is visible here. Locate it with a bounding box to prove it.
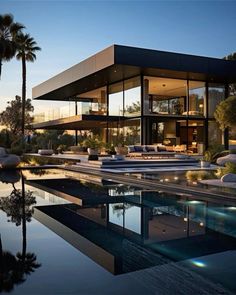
[34,102,107,123]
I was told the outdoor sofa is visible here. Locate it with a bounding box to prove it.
[127,145,176,159]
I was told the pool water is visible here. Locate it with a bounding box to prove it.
[0,169,236,294]
[128,169,236,196]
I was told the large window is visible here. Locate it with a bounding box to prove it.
[77,86,107,116]
[108,82,123,116]
[208,120,222,146]
[208,84,225,117]
[107,119,141,145]
[124,77,141,117]
[188,81,205,116]
[143,77,187,115]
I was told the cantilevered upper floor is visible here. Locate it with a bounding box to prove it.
[32,44,236,102]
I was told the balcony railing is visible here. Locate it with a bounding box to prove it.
[34,102,107,124]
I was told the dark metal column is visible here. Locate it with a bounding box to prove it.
[205,82,209,150]
[75,101,78,145]
[224,84,229,150]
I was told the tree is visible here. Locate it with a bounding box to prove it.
[0,95,34,135]
[15,33,41,140]
[0,173,40,286]
[0,173,40,292]
[0,13,24,78]
[214,95,236,130]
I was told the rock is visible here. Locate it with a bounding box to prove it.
[0,154,21,168]
[0,147,21,168]
[216,154,236,166]
[0,147,7,156]
[0,170,21,183]
[221,173,236,182]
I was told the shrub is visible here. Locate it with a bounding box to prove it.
[216,162,236,178]
[186,170,215,181]
[205,144,225,163]
[229,149,236,154]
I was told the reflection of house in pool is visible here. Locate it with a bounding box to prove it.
[33,189,236,275]
[27,177,138,206]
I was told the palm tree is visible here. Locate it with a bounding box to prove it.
[0,13,24,78]
[0,174,40,289]
[15,33,41,140]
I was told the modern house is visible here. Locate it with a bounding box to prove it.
[32,45,236,153]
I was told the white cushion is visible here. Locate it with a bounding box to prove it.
[38,149,54,155]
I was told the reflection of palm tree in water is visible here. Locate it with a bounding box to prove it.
[0,172,41,292]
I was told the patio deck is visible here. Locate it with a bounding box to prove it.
[25,152,199,169]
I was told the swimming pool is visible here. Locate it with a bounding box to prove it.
[0,168,235,294]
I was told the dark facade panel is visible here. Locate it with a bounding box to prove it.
[33,44,236,101]
[32,45,115,100]
[114,45,236,82]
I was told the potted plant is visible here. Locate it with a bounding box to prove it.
[200,150,212,168]
[82,136,103,160]
[105,143,116,156]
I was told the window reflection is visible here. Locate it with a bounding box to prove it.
[188,81,205,116]
[109,203,141,234]
[124,77,141,117]
[208,120,222,146]
[108,119,141,145]
[208,84,225,117]
[109,82,123,116]
[77,86,107,116]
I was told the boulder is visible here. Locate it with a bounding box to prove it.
[0,154,21,169]
[0,147,7,156]
[216,154,236,166]
[221,173,236,182]
[0,170,21,183]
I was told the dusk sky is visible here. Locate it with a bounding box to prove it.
[1,0,236,114]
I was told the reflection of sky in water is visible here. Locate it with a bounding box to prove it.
[109,204,141,234]
[1,169,236,293]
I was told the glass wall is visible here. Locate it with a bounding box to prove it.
[124,77,141,117]
[150,118,186,147]
[108,119,141,145]
[143,77,187,115]
[108,82,123,116]
[208,84,225,117]
[188,120,205,154]
[33,101,75,123]
[208,120,222,146]
[77,86,107,116]
[188,81,206,116]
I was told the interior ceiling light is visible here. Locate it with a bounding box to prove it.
[162,84,166,87]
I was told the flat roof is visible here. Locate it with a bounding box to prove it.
[33,44,236,101]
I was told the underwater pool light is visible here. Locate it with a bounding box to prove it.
[191,259,206,268]
[228,207,236,210]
